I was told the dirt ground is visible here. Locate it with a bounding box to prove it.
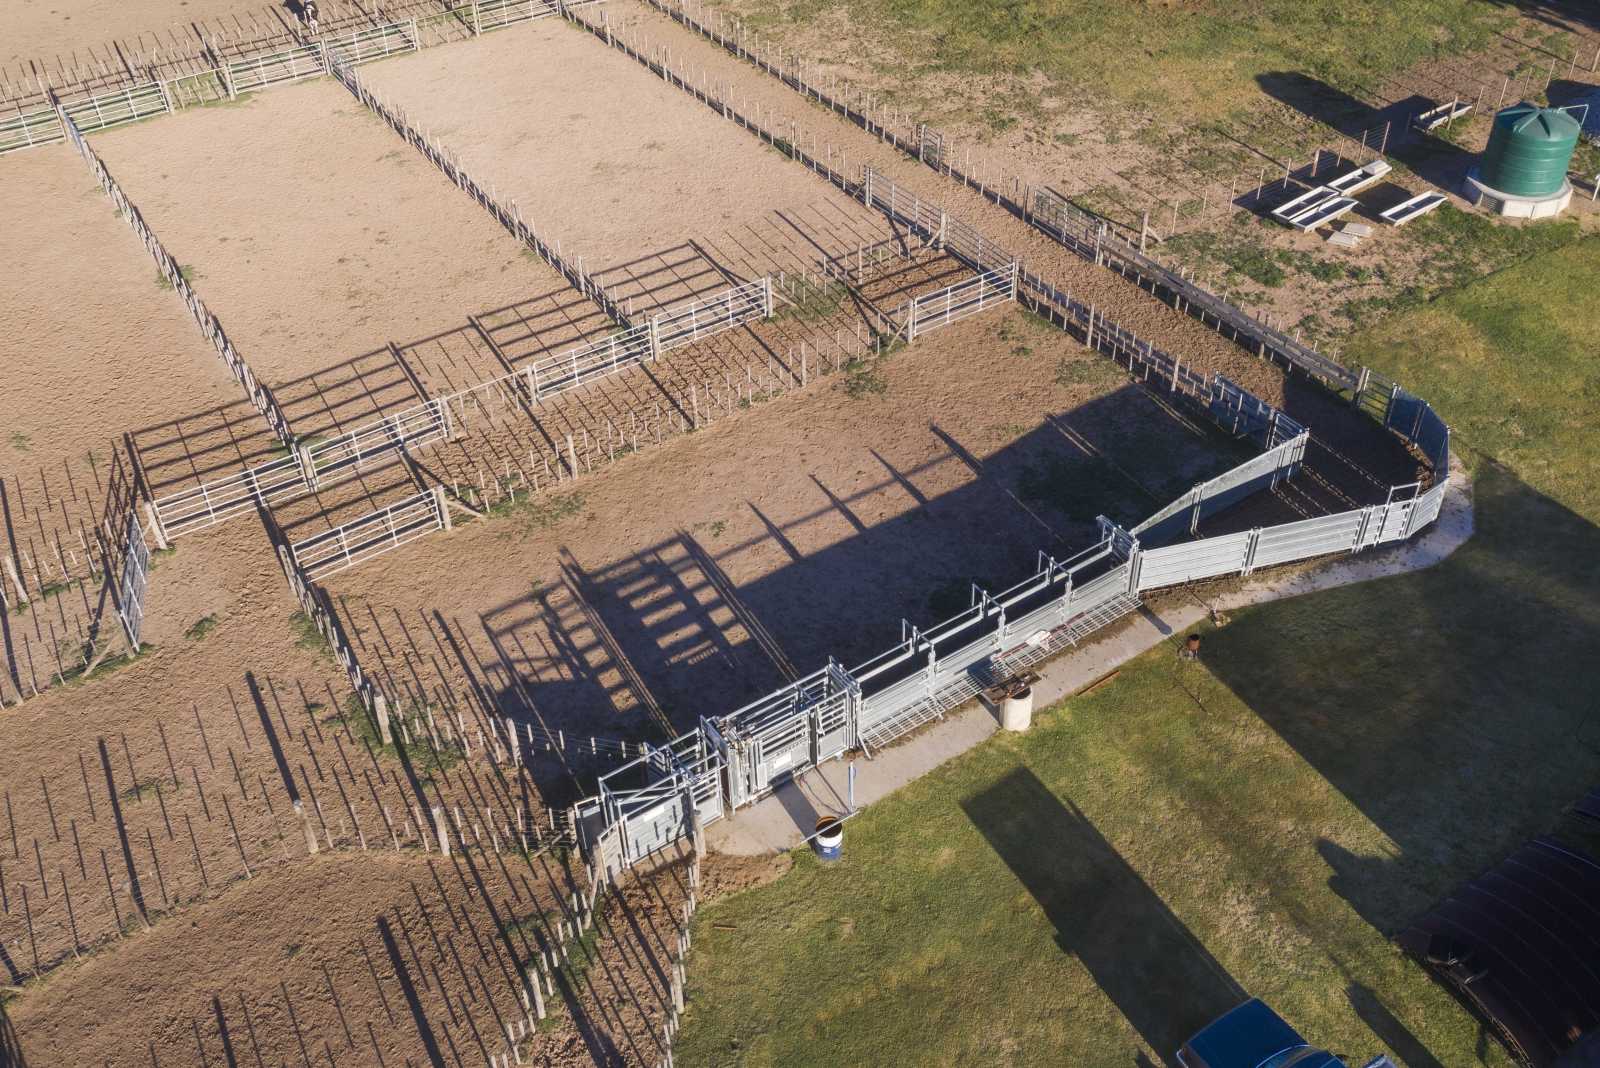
[359,16,901,312]
[0,144,244,475]
[0,5,1456,1065]
[88,77,600,455]
[320,304,1246,750]
[2,0,270,72]
[2,845,676,1068]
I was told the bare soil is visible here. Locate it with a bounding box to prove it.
[2,0,270,71]
[0,144,244,474]
[359,17,900,311]
[88,77,592,432]
[321,304,1245,749]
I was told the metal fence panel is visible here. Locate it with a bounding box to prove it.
[1387,389,1428,441]
[0,104,64,154]
[475,0,560,31]
[115,513,152,648]
[1414,403,1450,475]
[289,491,445,579]
[328,21,419,66]
[63,83,169,133]
[228,45,325,92]
[1135,531,1254,590]
[1252,510,1365,568]
[906,265,1015,339]
[154,454,308,536]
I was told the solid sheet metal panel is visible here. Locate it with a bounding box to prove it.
[1252,511,1364,568]
[1135,532,1252,591]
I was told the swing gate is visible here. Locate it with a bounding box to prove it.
[596,733,724,871]
[708,661,859,809]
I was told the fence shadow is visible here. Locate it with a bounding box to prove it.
[0,995,24,1068]
[1347,980,1447,1068]
[460,390,1186,740]
[1255,73,1477,192]
[961,767,1247,1060]
[1202,461,1600,939]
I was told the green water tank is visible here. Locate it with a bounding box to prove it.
[1479,103,1581,197]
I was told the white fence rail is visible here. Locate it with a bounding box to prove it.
[0,104,63,153]
[227,44,325,94]
[904,264,1017,340]
[151,278,772,537]
[62,82,170,132]
[0,1,606,157]
[289,491,447,579]
[327,22,421,66]
[115,512,152,649]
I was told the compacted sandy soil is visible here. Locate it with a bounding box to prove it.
[322,304,1244,746]
[359,17,899,311]
[89,76,597,422]
[0,144,244,474]
[2,0,273,71]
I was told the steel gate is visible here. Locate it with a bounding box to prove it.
[711,662,857,809]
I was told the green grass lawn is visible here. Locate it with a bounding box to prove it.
[731,0,1510,124]
[675,241,1600,1065]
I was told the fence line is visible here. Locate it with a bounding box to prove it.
[288,490,447,579]
[901,263,1018,341]
[149,276,773,538]
[326,47,632,326]
[642,0,1598,239]
[56,107,293,451]
[112,510,151,649]
[575,164,1454,880]
[0,1,610,155]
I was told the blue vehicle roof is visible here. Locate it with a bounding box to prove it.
[1181,999,1346,1068]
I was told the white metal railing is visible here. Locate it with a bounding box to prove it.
[0,103,64,154]
[904,264,1016,340]
[227,44,325,93]
[327,22,421,66]
[152,277,772,538]
[153,454,309,536]
[474,0,562,31]
[62,82,170,133]
[1,1,610,158]
[115,512,151,649]
[289,490,446,579]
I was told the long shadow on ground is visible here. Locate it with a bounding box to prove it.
[961,766,1248,1060]
[1202,460,1600,939]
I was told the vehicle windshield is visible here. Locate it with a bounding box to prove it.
[1259,1048,1343,1068]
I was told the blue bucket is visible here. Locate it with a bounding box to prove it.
[814,816,843,862]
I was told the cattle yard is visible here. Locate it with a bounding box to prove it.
[0,2,1461,1066]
